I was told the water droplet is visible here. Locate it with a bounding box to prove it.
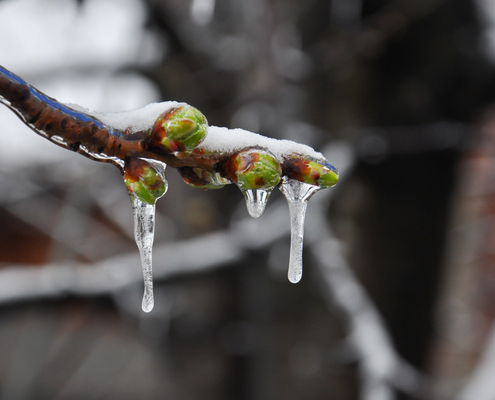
[132,197,156,312]
[241,188,271,218]
[279,177,320,283]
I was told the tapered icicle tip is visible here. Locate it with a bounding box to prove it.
[142,285,154,312]
[279,177,321,284]
[242,188,271,218]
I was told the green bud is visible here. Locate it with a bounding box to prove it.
[307,160,338,188]
[123,158,167,205]
[283,157,338,188]
[232,148,282,190]
[148,105,208,159]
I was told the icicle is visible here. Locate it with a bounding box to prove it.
[132,197,156,312]
[123,158,168,312]
[241,188,271,218]
[279,176,320,283]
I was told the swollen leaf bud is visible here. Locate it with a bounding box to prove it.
[230,148,282,190]
[148,105,208,159]
[123,158,167,205]
[283,157,338,188]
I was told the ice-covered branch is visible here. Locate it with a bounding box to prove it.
[0,64,339,311]
[0,65,337,189]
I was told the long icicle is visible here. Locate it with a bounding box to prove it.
[132,197,157,312]
[123,158,168,312]
[279,176,320,283]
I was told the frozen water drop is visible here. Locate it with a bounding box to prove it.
[132,197,157,312]
[279,177,320,283]
[241,188,271,218]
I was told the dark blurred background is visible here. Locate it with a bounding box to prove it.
[1,0,495,399]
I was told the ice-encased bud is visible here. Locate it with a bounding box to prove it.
[178,166,230,190]
[123,157,167,205]
[148,105,208,159]
[227,148,281,218]
[231,148,282,190]
[283,157,338,188]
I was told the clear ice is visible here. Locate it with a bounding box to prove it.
[241,188,271,218]
[132,197,157,312]
[130,159,167,313]
[279,177,320,283]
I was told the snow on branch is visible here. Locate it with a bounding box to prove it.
[0,65,337,190]
[0,65,339,312]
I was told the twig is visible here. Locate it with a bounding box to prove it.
[0,65,338,193]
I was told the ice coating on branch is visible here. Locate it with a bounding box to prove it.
[279,176,320,283]
[242,189,271,218]
[132,197,156,312]
[178,166,229,189]
[67,101,181,133]
[200,126,325,162]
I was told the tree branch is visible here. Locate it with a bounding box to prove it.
[0,65,338,197]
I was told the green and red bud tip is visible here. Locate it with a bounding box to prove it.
[284,157,338,188]
[123,158,167,205]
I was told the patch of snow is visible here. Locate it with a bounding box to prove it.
[68,101,181,133]
[68,104,327,163]
[200,125,325,161]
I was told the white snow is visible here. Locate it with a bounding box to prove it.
[200,125,325,162]
[68,101,181,133]
[68,103,327,162]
